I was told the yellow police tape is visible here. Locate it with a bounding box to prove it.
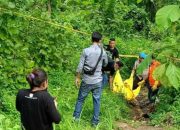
[1,7,180,61]
[0,7,90,36]
[119,54,139,58]
[112,70,143,100]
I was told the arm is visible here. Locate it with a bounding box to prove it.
[46,95,61,124]
[75,72,81,87]
[152,80,159,91]
[142,68,149,81]
[102,49,108,67]
[75,50,86,87]
[132,60,137,71]
[16,91,21,112]
[76,50,86,74]
[114,48,120,61]
[138,68,149,85]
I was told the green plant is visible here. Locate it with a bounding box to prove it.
[0,1,179,129]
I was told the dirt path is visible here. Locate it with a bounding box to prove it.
[115,122,163,130]
[131,86,155,121]
[115,86,164,130]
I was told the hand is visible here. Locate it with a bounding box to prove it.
[132,69,135,73]
[152,80,160,91]
[115,58,119,62]
[54,97,58,108]
[138,80,145,86]
[152,84,157,91]
[131,70,135,77]
[75,77,80,88]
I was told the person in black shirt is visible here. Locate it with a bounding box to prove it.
[104,38,119,62]
[103,38,119,89]
[16,69,61,130]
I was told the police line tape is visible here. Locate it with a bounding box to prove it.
[1,7,180,62]
[119,54,138,58]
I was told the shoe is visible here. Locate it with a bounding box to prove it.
[91,123,98,128]
[155,97,160,104]
[72,117,80,123]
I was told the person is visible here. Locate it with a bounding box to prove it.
[147,55,161,103]
[114,61,124,71]
[129,53,149,118]
[16,68,61,130]
[102,38,119,88]
[73,32,108,126]
[132,52,148,90]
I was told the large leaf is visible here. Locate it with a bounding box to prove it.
[166,62,180,89]
[136,54,152,75]
[153,63,171,87]
[156,5,180,29]
[8,2,15,9]
[137,0,143,4]
[153,64,166,80]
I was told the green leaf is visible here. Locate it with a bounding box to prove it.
[8,27,19,35]
[153,63,171,87]
[160,74,171,87]
[0,114,5,121]
[5,118,11,126]
[137,0,143,4]
[13,125,21,129]
[153,64,166,80]
[8,2,15,9]
[166,62,180,89]
[27,60,35,68]
[156,5,180,29]
[136,54,152,75]
[40,49,47,55]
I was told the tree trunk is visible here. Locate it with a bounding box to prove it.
[144,0,157,22]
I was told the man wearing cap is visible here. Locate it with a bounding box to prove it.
[132,52,148,90]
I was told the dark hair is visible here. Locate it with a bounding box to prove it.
[26,68,47,89]
[115,61,123,68]
[152,54,156,59]
[92,32,102,42]
[109,38,115,41]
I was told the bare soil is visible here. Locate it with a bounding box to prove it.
[115,86,164,130]
[115,122,163,130]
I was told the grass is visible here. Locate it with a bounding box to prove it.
[0,37,179,129]
[0,70,131,130]
[1,69,179,130]
[48,70,131,130]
